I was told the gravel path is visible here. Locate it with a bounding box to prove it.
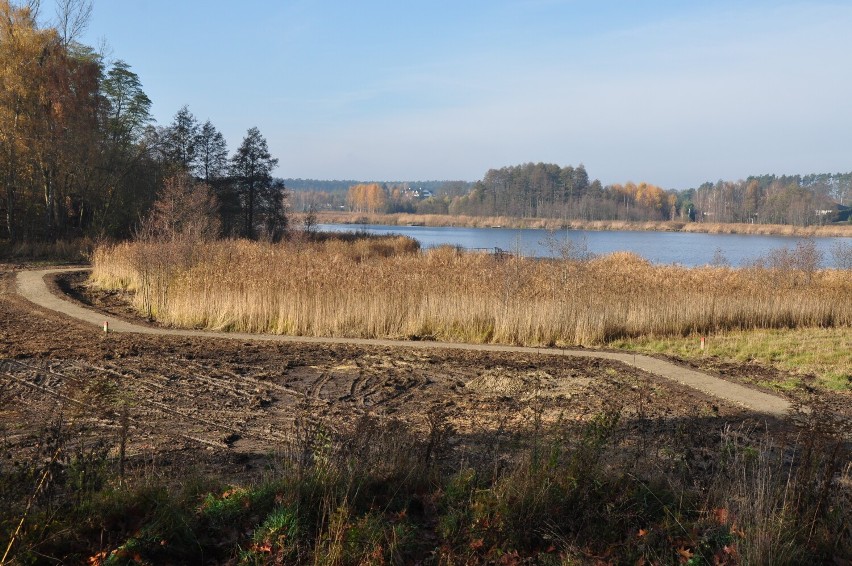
[15,267,791,417]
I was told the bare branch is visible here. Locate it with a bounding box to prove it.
[53,0,92,45]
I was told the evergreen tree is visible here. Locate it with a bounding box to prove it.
[161,105,200,174]
[229,127,285,240]
[196,120,228,182]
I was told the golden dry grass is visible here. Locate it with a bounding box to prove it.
[90,239,852,348]
[316,211,852,237]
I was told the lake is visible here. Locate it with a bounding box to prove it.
[318,223,851,268]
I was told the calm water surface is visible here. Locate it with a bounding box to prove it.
[318,223,850,268]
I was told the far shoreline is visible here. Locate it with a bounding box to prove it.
[310,211,852,238]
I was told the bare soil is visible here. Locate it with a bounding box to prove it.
[2,267,847,485]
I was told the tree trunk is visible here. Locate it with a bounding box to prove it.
[5,112,18,242]
[245,180,255,239]
[43,165,55,240]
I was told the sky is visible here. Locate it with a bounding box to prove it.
[39,0,852,188]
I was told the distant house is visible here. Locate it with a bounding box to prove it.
[402,186,434,200]
[817,204,851,223]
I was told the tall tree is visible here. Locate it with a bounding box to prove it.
[0,1,47,239]
[0,0,104,240]
[35,36,101,239]
[229,127,284,240]
[346,183,387,214]
[161,105,199,174]
[0,1,166,241]
[93,59,155,236]
[196,120,227,182]
[101,60,151,146]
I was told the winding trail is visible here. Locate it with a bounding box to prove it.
[15,267,791,417]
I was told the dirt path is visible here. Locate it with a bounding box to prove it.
[15,267,791,417]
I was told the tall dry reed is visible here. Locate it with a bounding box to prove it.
[90,239,852,346]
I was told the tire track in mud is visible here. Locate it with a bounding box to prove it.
[0,358,292,451]
[2,360,228,450]
[309,372,332,399]
[15,268,793,417]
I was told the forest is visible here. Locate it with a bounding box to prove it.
[0,1,284,243]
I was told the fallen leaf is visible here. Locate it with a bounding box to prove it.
[87,551,108,565]
[251,542,272,553]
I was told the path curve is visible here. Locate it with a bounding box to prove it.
[15,268,791,418]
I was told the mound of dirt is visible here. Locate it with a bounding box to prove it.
[465,369,555,398]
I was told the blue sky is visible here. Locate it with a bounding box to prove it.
[41,0,852,188]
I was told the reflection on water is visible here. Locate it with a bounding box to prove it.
[318,224,850,268]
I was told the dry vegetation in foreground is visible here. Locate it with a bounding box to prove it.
[314,210,852,237]
[4,398,851,564]
[90,237,852,350]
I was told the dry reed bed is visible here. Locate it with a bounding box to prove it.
[90,240,852,346]
[316,211,852,237]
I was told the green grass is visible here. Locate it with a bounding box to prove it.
[611,327,852,391]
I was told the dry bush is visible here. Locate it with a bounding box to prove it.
[90,238,852,346]
[832,240,852,270]
[137,174,220,243]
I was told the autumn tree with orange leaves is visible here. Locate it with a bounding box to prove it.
[347,183,388,214]
[0,0,103,240]
[0,0,162,241]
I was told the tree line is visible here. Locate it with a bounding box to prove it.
[686,174,850,226]
[304,164,851,226]
[0,1,286,243]
[329,164,689,222]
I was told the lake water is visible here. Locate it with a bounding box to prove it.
[318,223,851,268]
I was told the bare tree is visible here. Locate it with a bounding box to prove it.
[53,0,92,46]
[138,174,220,243]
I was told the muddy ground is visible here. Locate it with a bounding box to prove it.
[1,268,848,484]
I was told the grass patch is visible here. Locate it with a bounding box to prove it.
[612,327,852,391]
